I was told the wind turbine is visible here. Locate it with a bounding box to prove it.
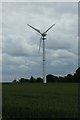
[27,23,55,83]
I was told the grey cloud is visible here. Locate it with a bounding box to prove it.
[2,2,78,82]
[2,53,41,82]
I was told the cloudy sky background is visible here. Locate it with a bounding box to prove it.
[2,2,78,82]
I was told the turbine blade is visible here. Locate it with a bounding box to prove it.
[43,24,55,34]
[27,24,42,35]
[39,37,42,52]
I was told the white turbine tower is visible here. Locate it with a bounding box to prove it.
[27,24,55,83]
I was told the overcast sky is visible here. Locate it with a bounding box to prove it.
[2,2,78,82]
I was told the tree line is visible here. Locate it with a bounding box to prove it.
[13,67,80,83]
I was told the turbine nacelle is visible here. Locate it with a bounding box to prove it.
[42,36,46,40]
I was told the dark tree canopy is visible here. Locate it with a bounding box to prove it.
[13,67,80,83]
[76,67,80,74]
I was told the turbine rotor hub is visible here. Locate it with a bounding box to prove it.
[42,33,47,37]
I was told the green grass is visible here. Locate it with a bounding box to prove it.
[2,83,80,119]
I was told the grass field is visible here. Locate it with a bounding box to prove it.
[2,83,80,119]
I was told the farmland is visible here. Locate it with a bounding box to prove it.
[2,83,80,119]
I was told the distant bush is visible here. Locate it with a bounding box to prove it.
[19,78,30,83]
[73,67,80,82]
[36,77,43,82]
[46,74,58,83]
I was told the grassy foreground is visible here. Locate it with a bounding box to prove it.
[2,83,80,119]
